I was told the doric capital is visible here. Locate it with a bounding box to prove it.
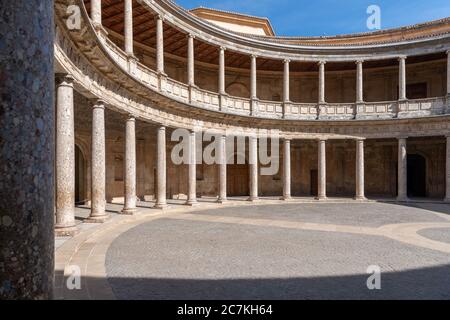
[126,114,136,122]
[91,98,106,108]
[187,33,195,40]
[283,59,291,64]
[55,73,75,86]
[251,54,258,60]
[446,50,450,55]
[219,46,227,52]
[155,14,164,22]
[398,55,407,62]
[397,135,408,141]
[317,60,327,66]
[355,60,364,65]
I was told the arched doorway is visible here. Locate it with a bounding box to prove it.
[407,154,426,198]
[75,144,87,205]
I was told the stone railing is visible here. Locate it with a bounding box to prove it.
[93,21,449,121]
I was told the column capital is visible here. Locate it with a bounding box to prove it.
[126,114,136,121]
[251,54,258,60]
[55,73,75,86]
[187,33,195,39]
[283,59,291,64]
[219,46,227,52]
[317,60,327,66]
[355,137,366,141]
[317,137,328,142]
[398,55,407,61]
[283,137,292,141]
[355,60,364,65]
[155,14,165,22]
[91,98,106,108]
[397,135,408,140]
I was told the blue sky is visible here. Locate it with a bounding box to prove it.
[175,0,450,36]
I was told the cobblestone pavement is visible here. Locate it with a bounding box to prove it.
[101,202,450,300]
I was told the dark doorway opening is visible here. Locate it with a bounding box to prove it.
[407,154,426,198]
[310,170,318,197]
[75,145,86,205]
[227,164,249,197]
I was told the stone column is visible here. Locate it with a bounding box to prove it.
[156,15,165,74]
[55,74,77,236]
[283,59,290,103]
[187,34,195,86]
[91,0,102,27]
[397,137,408,201]
[124,0,134,56]
[155,126,168,209]
[86,100,108,222]
[217,135,227,203]
[219,47,226,95]
[318,61,326,104]
[122,116,137,214]
[186,130,198,206]
[355,138,366,200]
[251,55,257,99]
[445,135,450,202]
[447,51,450,98]
[316,139,327,200]
[248,135,259,201]
[398,56,407,100]
[282,139,292,200]
[356,60,364,103]
[0,0,54,299]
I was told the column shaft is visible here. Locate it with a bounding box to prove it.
[124,0,133,56]
[447,51,450,97]
[317,139,327,200]
[356,61,364,103]
[318,61,326,103]
[122,116,137,214]
[282,139,292,200]
[155,126,167,208]
[187,35,195,86]
[445,136,450,202]
[397,137,408,201]
[248,136,259,201]
[251,55,257,99]
[87,100,108,222]
[156,15,165,74]
[355,139,366,200]
[219,47,226,94]
[399,57,407,100]
[218,135,227,203]
[55,75,77,235]
[91,0,102,26]
[0,0,54,299]
[186,131,197,205]
[283,60,290,102]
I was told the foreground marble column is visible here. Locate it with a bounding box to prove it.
[398,56,407,100]
[445,135,450,202]
[248,136,259,201]
[156,15,165,74]
[124,0,134,56]
[55,74,77,236]
[219,47,226,95]
[155,126,168,208]
[218,135,227,203]
[356,60,364,103]
[318,61,326,104]
[355,138,366,200]
[122,116,137,214]
[251,55,257,99]
[0,0,54,299]
[316,139,327,200]
[283,59,290,103]
[187,34,195,86]
[186,130,198,206]
[397,137,408,201]
[86,100,108,222]
[91,0,102,27]
[447,51,450,98]
[282,139,292,200]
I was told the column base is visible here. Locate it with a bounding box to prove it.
[185,200,198,206]
[217,198,227,204]
[120,208,137,215]
[55,225,79,237]
[315,196,328,201]
[154,203,168,210]
[280,195,292,201]
[247,197,260,202]
[444,197,450,203]
[84,213,110,224]
[353,196,367,201]
[396,196,410,202]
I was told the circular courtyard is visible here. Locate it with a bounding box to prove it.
[89,202,450,300]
